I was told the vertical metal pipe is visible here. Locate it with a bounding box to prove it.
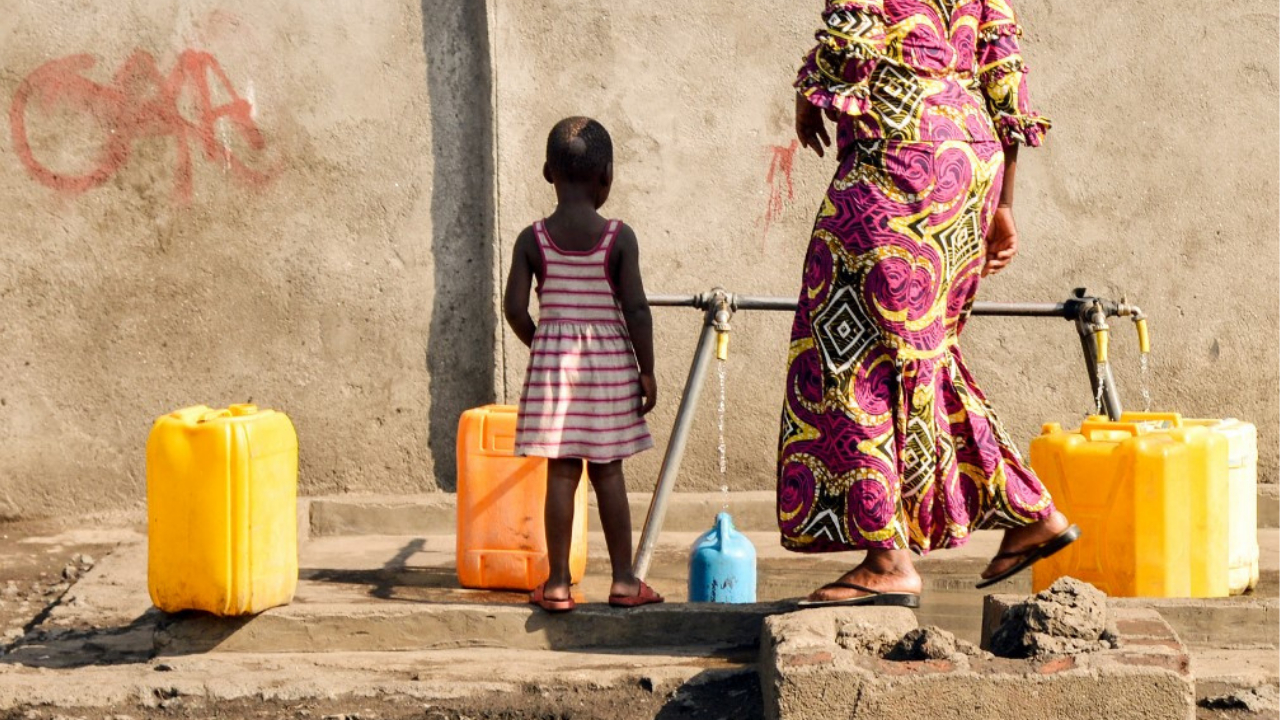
[1075,316,1123,420]
[632,314,720,580]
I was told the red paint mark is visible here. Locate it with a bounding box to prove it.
[761,140,799,242]
[10,49,275,203]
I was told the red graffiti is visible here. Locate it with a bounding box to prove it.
[761,141,798,240]
[10,49,274,202]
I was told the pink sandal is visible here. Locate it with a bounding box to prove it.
[608,581,664,608]
[530,582,575,613]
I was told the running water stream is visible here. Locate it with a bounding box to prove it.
[717,359,728,511]
[1138,353,1152,412]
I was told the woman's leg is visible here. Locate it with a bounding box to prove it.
[981,510,1071,580]
[587,460,641,598]
[543,457,583,600]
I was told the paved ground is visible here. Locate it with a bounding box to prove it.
[0,509,1275,718]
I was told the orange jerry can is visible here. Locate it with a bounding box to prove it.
[146,404,298,615]
[456,405,587,591]
[1030,419,1192,597]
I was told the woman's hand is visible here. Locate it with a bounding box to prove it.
[983,206,1019,277]
[795,93,831,158]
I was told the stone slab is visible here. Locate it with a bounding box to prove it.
[762,606,1195,720]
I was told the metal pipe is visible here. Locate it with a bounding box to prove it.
[632,311,722,580]
[647,293,1076,318]
[1075,314,1123,420]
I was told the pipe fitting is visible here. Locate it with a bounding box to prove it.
[1090,303,1111,365]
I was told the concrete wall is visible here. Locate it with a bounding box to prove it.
[0,0,495,519]
[493,0,1280,495]
[0,0,1275,518]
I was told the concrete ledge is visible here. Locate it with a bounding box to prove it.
[981,594,1280,650]
[307,487,1279,537]
[1260,484,1279,529]
[154,600,796,656]
[763,606,1194,720]
[306,491,778,537]
[309,494,456,537]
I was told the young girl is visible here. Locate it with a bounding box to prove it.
[504,116,664,613]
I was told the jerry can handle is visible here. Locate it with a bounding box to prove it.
[199,408,233,423]
[1118,411,1182,428]
[228,404,259,417]
[1079,419,1142,440]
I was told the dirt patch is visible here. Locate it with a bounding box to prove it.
[0,518,138,651]
[988,577,1120,659]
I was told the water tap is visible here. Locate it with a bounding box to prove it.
[1117,297,1150,355]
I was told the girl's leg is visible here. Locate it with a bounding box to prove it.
[808,548,923,602]
[586,460,641,598]
[544,458,583,601]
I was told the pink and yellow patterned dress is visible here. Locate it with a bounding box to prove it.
[778,0,1054,554]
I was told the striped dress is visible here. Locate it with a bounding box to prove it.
[514,218,655,463]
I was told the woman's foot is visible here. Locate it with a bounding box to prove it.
[806,550,922,603]
[981,510,1072,581]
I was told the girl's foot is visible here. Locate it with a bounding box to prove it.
[539,577,573,603]
[608,575,641,600]
[806,552,922,604]
[608,580,664,608]
[980,510,1073,581]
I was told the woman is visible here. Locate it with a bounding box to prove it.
[778,0,1077,606]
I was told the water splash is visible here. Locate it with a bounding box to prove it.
[1093,362,1109,416]
[1139,353,1152,412]
[717,359,728,511]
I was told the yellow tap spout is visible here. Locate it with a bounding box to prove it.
[716,331,730,361]
[1135,317,1150,355]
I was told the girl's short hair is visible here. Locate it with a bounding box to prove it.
[547,117,612,182]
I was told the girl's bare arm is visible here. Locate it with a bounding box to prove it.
[611,225,657,415]
[503,228,539,348]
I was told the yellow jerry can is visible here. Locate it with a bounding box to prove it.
[1030,419,1192,597]
[456,405,588,591]
[146,404,298,615]
[1118,413,1230,597]
[1184,418,1258,594]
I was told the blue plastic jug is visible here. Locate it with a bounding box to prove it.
[688,512,757,603]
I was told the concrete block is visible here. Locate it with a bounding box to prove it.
[764,605,1194,720]
[982,594,1280,650]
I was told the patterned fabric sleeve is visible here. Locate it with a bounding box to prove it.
[794,0,887,117]
[977,0,1051,146]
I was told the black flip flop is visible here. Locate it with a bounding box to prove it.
[976,524,1081,589]
[797,581,921,608]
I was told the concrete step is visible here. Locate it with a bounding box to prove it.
[32,528,1274,663]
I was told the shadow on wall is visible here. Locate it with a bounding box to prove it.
[422,0,496,491]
